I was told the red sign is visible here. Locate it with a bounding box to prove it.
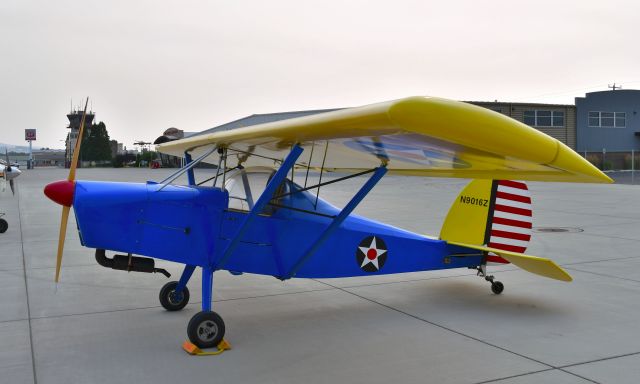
[25,129,36,141]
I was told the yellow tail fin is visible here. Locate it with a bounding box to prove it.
[440,179,495,245]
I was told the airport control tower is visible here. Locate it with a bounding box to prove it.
[65,108,95,168]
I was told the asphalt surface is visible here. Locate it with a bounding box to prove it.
[1,167,639,384]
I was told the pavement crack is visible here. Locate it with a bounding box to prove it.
[573,231,640,243]
[564,267,640,284]
[558,350,640,369]
[562,254,640,267]
[17,185,38,384]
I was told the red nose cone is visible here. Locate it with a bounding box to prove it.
[44,180,75,207]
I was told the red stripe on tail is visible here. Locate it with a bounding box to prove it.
[488,242,527,253]
[490,230,531,241]
[494,204,532,217]
[492,217,532,229]
[499,180,528,190]
[496,191,531,204]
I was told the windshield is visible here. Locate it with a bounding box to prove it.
[224,167,289,213]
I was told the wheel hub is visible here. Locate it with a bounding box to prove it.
[168,290,183,305]
[197,321,218,341]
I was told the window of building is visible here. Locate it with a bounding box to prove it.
[523,110,564,127]
[524,111,535,125]
[587,111,626,128]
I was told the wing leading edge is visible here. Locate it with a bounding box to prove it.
[157,97,611,183]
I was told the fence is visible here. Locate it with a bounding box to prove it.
[582,150,639,171]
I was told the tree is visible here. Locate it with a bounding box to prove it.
[80,121,112,162]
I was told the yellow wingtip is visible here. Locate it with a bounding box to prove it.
[551,142,613,184]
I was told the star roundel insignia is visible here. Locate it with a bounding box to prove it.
[356,236,388,272]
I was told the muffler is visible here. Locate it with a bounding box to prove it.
[95,249,170,278]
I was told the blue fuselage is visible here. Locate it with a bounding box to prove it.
[73,180,482,279]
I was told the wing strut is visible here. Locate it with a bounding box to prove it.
[157,146,217,190]
[215,144,304,270]
[184,152,196,186]
[281,165,388,280]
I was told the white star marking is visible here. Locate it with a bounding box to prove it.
[359,236,387,270]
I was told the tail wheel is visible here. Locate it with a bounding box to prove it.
[187,311,225,349]
[0,218,7,233]
[159,281,190,311]
[491,281,504,295]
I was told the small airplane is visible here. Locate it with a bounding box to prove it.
[44,97,611,349]
[1,148,21,195]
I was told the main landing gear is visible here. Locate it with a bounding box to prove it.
[187,311,226,349]
[158,265,226,349]
[477,265,504,295]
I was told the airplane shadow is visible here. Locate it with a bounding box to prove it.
[346,278,574,320]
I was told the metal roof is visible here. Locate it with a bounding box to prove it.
[191,108,342,138]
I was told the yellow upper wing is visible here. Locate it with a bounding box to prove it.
[157,96,611,183]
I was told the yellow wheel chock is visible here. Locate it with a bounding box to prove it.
[182,339,232,356]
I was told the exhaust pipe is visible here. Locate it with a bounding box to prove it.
[95,249,170,278]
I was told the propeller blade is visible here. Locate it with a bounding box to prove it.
[9,179,14,195]
[51,97,87,282]
[68,98,89,182]
[55,205,71,283]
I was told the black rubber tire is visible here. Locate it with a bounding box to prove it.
[0,219,7,233]
[491,281,504,295]
[187,311,225,349]
[159,281,190,311]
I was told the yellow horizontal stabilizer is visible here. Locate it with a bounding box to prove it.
[448,241,572,282]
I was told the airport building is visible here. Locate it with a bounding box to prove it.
[575,89,640,169]
[6,150,66,167]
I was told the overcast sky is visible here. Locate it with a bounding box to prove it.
[1,0,638,149]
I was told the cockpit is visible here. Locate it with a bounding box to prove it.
[222,166,335,218]
[224,167,291,213]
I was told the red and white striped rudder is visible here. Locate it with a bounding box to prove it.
[485,180,532,264]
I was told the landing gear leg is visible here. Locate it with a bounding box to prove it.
[477,264,504,295]
[187,267,225,348]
